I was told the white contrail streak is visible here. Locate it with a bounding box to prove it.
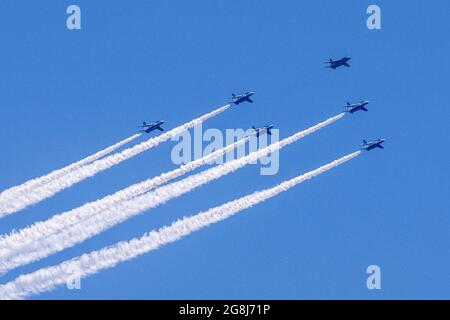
[0,104,231,216]
[0,135,250,273]
[0,151,360,300]
[0,134,141,212]
[0,113,344,274]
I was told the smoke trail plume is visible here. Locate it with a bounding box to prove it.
[0,151,360,300]
[0,134,141,212]
[0,113,344,274]
[0,135,250,272]
[0,104,230,216]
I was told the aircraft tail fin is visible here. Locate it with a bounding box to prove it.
[252,126,256,130]
[347,102,351,106]
[363,139,367,144]
[143,122,147,126]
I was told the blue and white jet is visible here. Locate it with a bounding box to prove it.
[252,124,274,138]
[325,57,351,69]
[361,138,385,151]
[230,91,255,105]
[345,100,370,114]
[138,120,165,133]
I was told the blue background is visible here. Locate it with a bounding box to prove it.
[0,0,448,299]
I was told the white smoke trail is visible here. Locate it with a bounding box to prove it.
[0,104,231,217]
[0,133,141,211]
[0,151,360,300]
[0,135,250,272]
[0,113,344,274]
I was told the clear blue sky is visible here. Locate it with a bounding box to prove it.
[0,1,449,299]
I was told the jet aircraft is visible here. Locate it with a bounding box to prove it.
[252,124,274,138]
[325,57,351,69]
[361,138,385,151]
[345,100,370,113]
[138,120,165,133]
[230,91,255,105]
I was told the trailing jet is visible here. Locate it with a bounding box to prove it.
[361,138,385,151]
[345,100,370,113]
[252,125,274,138]
[138,120,165,133]
[325,57,351,69]
[230,91,255,105]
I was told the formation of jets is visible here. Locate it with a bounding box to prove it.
[325,56,385,151]
[138,60,385,151]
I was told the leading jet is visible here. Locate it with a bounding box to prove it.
[360,138,385,151]
[345,100,370,113]
[230,91,255,105]
[138,120,165,133]
[325,57,351,69]
[252,124,274,138]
